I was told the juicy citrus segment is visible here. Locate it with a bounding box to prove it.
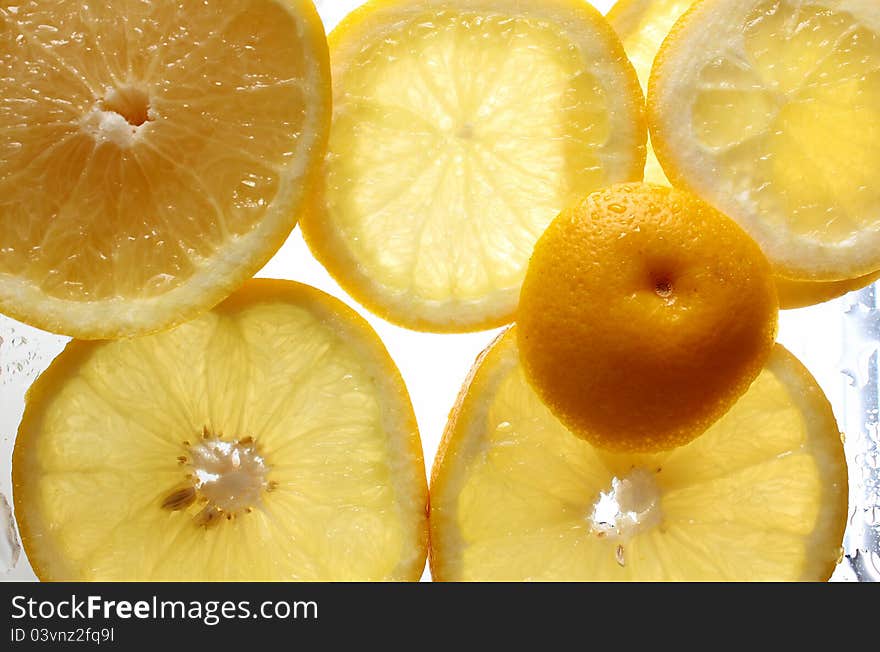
[13,279,428,581]
[649,0,880,282]
[0,0,331,338]
[517,184,778,452]
[430,329,848,581]
[302,0,646,332]
[607,0,692,185]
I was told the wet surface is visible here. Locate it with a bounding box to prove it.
[0,493,21,574]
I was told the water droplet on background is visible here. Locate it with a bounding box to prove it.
[0,493,21,573]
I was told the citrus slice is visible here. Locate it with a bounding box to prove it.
[430,329,848,581]
[517,184,778,452]
[13,279,428,581]
[302,0,646,332]
[609,0,880,306]
[0,0,331,338]
[648,0,880,282]
[777,270,880,310]
[607,0,692,185]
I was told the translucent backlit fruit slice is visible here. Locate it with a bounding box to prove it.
[607,0,692,185]
[649,0,880,282]
[609,0,880,306]
[13,280,428,581]
[302,0,646,332]
[430,329,848,581]
[776,270,880,310]
[517,184,778,452]
[0,1,331,338]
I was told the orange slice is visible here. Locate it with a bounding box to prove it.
[0,0,331,338]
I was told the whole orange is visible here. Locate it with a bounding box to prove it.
[517,183,778,452]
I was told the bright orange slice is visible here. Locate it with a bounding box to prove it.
[0,1,331,338]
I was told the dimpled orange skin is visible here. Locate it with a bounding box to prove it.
[517,183,779,453]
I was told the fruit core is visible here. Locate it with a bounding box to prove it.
[162,429,275,527]
[102,85,152,127]
[81,84,155,147]
[589,467,663,543]
[455,122,475,140]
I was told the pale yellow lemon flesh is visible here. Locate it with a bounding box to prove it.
[609,0,879,306]
[14,280,428,581]
[649,0,880,282]
[430,329,848,581]
[302,0,646,332]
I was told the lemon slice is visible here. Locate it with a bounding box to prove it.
[0,1,330,338]
[610,0,880,307]
[302,0,646,332]
[775,270,880,310]
[430,329,848,581]
[648,0,880,282]
[607,0,692,185]
[13,280,428,581]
